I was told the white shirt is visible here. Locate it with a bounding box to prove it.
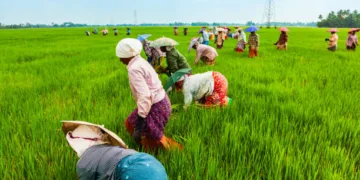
[238,31,247,42]
[182,71,214,106]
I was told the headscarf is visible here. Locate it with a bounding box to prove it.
[116,38,143,58]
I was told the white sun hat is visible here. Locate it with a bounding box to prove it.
[150,37,179,47]
[62,121,128,157]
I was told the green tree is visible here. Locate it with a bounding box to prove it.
[318,9,360,28]
[318,15,323,20]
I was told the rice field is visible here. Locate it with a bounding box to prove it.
[0,27,359,179]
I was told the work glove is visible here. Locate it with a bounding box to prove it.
[132,116,145,145]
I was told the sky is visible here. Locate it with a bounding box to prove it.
[0,0,358,25]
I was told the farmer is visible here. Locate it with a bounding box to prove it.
[138,35,167,74]
[200,29,210,45]
[208,29,215,41]
[184,28,188,36]
[102,29,109,36]
[326,28,339,51]
[213,27,218,44]
[62,121,168,180]
[151,37,191,75]
[346,29,359,51]
[85,30,90,36]
[189,39,218,66]
[247,27,260,58]
[116,38,182,151]
[223,27,228,39]
[175,71,231,108]
[126,28,131,36]
[216,28,226,49]
[226,28,232,37]
[235,28,247,53]
[275,27,289,50]
[92,28,98,35]
[174,27,179,36]
[114,28,118,36]
[233,30,239,39]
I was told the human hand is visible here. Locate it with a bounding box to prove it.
[132,130,142,145]
[133,116,145,144]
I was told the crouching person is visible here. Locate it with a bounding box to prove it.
[62,121,168,180]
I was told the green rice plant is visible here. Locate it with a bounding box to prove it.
[0,27,359,179]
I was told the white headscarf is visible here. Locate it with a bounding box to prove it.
[116,38,143,58]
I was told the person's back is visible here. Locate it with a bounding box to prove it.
[347,33,356,50]
[278,33,288,45]
[127,56,165,102]
[248,33,259,47]
[166,48,190,74]
[196,44,217,57]
[63,121,168,180]
[77,144,137,180]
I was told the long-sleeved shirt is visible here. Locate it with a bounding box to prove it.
[183,71,214,106]
[127,56,166,118]
[248,33,260,48]
[278,33,288,45]
[328,33,338,47]
[202,32,210,41]
[238,31,247,42]
[143,40,153,57]
[195,44,218,63]
[143,40,165,60]
[346,34,358,47]
[166,48,191,74]
[77,145,137,180]
[216,32,225,45]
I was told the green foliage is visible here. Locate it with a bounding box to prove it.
[318,10,360,28]
[0,27,359,179]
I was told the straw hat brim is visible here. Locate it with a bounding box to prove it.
[61,120,128,149]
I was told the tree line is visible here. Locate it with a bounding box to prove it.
[245,21,317,27]
[0,22,88,29]
[0,21,319,29]
[318,10,360,28]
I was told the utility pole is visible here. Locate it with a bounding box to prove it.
[262,0,276,28]
[134,10,137,26]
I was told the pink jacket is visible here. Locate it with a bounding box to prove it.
[195,44,218,63]
[347,34,358,47]
[127,56,166,118]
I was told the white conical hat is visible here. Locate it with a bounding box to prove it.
[62,121,128,156]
